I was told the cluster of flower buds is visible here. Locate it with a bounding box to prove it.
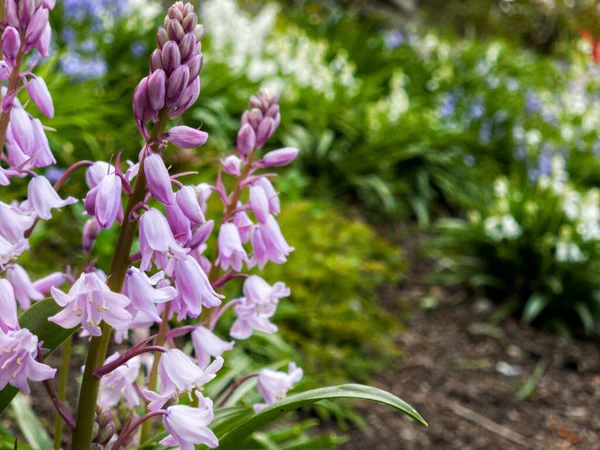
[0,2,307,448]
[4,0,54,60]
[133,1,204,139]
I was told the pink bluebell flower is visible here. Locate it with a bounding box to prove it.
[0,236,29,269]
[160,393,218,449]
[173,255,222,319]
[166,126,208,149]
[176,185,206,225]
[165,202,192,244]
[85,162,114,189]
[91,173,123,229]
[0,279,19,333]
[221,155,242,176]
[0,328,56,394]
[49,272,132,336]
[143,349,223,410]
[215,222,248,272]
[191,326,234,369]
[25,76,54,118]
[250,215,293,268]
[249,185,270,224]
[0,201,35,243]
[97,353,141,409]
[31,272,65,294]
[123,268,177,322]
[139,208,189,271]
[256,147,299,168]
[144,152,174,205]
[253,362,303,412]
[26,176,77,220]
[6,264,43,309]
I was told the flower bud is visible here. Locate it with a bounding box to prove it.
[147,69,166,112]
[189,220,214,248]
[157,27,169,48]
[165,202,191,244]
[259,147,299,168]
[32,272,65,294]
[170,76,200,117]
[35,23,51,57]
[161,41,181,75]
[144,152,174,205]
[176,185,205,225]
[18,0,36,24]
[167,19,185,42]
[82,218,100,253]
[255,117,275,149]
[26,76,54,118]
[166,126,208,149]
[186,53,203,79]
[237,124,256,156]
[25,7,49,50]
[132,77,150,125]
[221,155,242,176]
[95,174,122,229]
[166,65,189,105]
[150,49,163,72]
[5,0,18,28]
[193,24,204,41]
[182,13,197,33]
[178,32,195,61]
[2,27,20,66]
[0,61,11,80]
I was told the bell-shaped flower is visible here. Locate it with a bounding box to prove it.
[165,202,192,244]
[9,107,34,156]
[160,393,218,449]
[25,76,54,118]
[249,185,269,224]
[0,201,35,243]
[215,223,248,272]
[97,353,141,409]
[93,173,123,229]
[32,272,66,294]
[176,185,205,225]
[221,155,241,176]
[139,208,189,271]
[250,215,293,269]
[0,328,56,394]
[30,118,56,168]
[86,162,114,189]
[144,152,174,205]
[26,176,76,220]
[173,255,222,319]
[243,275,290,312]
[191,326,234,369]
[253,363,303,412]
[196,183,212,213]
[0,236,29,269]
[143,349,223,411]
[6,264,43,309]
[123,268,177,322]
[233,204,253,244]
[49,272,132,336]
[255,177,280,215]
[0,279,19,333]
[230,296,278,340]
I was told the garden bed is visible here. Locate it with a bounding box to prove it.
[340,252,600,449]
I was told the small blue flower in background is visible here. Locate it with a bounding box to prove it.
[439,92,457,119]
[525,90,542,115]
[45,167,66,184]
[466,96,485,121]
[529,146,553,182]
[61,52,108,80]
[593,141,600,157]
[131,41,147,59]
[384,29,404,50]
[479,120,493,144]
[514,143,527,161]
[463,154,476,167]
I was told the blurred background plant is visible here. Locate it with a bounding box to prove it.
[8,0,600,447]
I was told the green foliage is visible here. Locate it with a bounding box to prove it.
[262,201,405,383]
[431,172,600,337]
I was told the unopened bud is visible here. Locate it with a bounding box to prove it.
[161,41,181,74]
[259,147,299,168]
[2,27,20,66]
[147,69,166,111]
[166,125,208,149]
[82,218,100,254]
[237,124,256,156]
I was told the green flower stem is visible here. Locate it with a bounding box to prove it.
[70,110,171,450]
[52,336,72,450]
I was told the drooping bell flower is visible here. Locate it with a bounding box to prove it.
[230,296,278,340]
[31,272,65,294]
[30,118,56,168]
[97,353,141,409]
[173,255,222,319]
[0,328,56,394]
[160,393,218,449]
[6,264,43,309]
[25,76,54,118]
[26,176,77,220]
[0,236,29,269]
[143,349,223,410]
[221,155,241,176]
[233,204,253,244]
[254,177,280,215]
[250,215,293,268]
[176,185,205,225]
[191,326,234,369]
[9,107,34,156]
[165,202,192,244]
[189,220,214,249]
[243,275,289,312]
[93,173,123,229]
[82,218,100,254]
[144,152,174,205]
[249,185,269,224]
[0,280,19,333]
[86,161,115,189]
[253,363,303,412]
[49,272,132,336]
[139,208,189,271]
[215,223,248,272]
[0,201,35,243]
[123,268,177,322]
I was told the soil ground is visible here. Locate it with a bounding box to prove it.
[338,236,600,450]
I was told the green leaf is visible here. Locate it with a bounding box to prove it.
[11,393,52,450]
[0,299,80,415]
[521,294,547,324]
[214,384,426,450]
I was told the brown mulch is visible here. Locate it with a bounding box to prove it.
[339,284,600,450]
